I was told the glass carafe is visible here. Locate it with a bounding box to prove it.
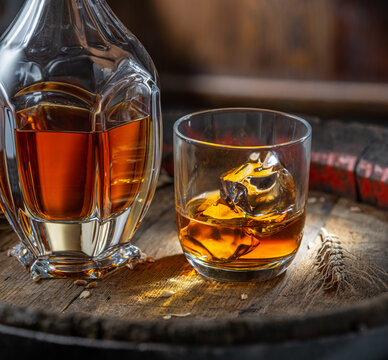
[0,0,162,279]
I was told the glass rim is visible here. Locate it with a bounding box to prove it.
[173,107,312,150]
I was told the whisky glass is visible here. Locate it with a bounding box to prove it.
[0,0,162,279]
[174,108,311,282]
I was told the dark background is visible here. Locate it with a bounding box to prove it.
[110,0,388,118]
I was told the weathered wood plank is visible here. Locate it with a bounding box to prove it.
[0,186,386,322]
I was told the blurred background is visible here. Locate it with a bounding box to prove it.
[1,0,387,119]
[112,0,388,119]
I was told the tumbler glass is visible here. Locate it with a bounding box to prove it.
[174,108,311,282]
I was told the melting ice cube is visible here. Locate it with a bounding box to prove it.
[180,191,260,260]
[220,151,296,218]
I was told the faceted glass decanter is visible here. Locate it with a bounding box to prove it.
[0,0,162,279]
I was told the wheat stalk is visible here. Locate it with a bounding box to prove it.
[302,227,388,303]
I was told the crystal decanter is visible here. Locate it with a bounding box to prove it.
[0,0,162,279]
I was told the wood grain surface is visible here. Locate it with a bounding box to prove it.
[0,184,387,322]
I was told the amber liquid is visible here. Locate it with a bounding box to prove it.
[15,103,149,221]
[176,192,305,268]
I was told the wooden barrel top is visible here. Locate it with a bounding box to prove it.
[0,182,387,357]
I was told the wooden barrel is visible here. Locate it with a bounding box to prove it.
[0,182,387,359]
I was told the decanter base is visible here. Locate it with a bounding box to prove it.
[11,242,141,280]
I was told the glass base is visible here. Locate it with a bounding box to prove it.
[11,242,141,280]
[185,253,296,283]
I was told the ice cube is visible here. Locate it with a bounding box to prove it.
[220,151,296,218]
[180,191,260,260]
[197,191,246,223]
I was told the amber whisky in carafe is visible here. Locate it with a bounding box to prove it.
[16,97,149,222]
